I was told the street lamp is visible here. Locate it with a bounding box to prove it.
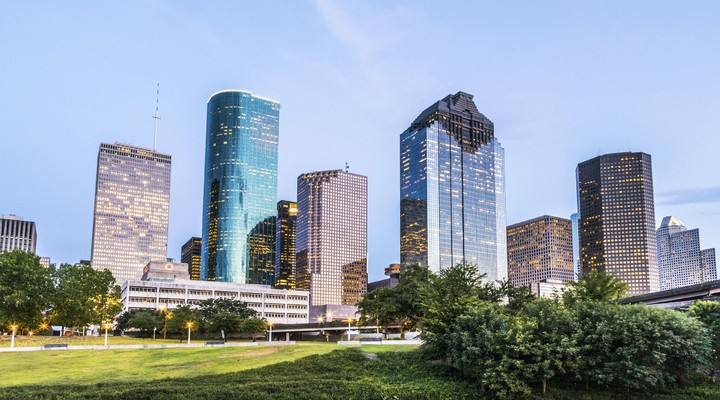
[186,321,193,345]
[103,322,111,347]
[325,311,333,322]
[9,324,18,350]
[346,317,354,341]
[267,321,273,342]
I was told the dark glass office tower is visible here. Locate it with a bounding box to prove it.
[400,91,507,280]
[201,90,279,283]
[181,237,202,280]
[275,200,297,290]
[576,152,659,295]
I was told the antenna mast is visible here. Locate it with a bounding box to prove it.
[152,82,161,150]
[345,161,349,172]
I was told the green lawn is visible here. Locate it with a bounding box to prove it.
[0,334,246,348]
[0,343,717,399]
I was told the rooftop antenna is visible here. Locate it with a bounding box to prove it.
[152,82,161,150]
[345,161,349,172]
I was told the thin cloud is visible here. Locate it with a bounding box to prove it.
[658,186,720,205]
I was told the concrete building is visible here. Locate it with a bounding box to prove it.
[275,200,297,290]
[400,91,507,280]
[296,169,368,307]
[507,216,574,287]
[576,152,659,295]
[90,143,171,283]
[656,216,717,290]
[529,278,568,298]
[368,263,403,292]
[0,214,37,253]
[121,261,309,324]
[181,237,202,280]
[201,90,279,285]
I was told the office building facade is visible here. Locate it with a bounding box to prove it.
[201,90,279,284]
[656,216,717,290]
[576,152,659,295]
[90,143,171,283]
[400,91,507,280]
[275,200,297,290]
[0,214,37,253]
[296,170,367,306]
[506,216,574,287]
[571,213,580,280]
[181,237,202,280]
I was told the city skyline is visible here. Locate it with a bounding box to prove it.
[2,2,719,283]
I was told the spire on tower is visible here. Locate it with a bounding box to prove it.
[152,82,161,150]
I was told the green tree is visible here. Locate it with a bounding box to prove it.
[241,317,266,338]
[198,298,258,341]
[689,300,720,370]
[391,265,431,336]
[563,270,628,305]
[357,287,398,337]
[51,264,119,335]
[0,250,55,332]
[127,310,162,338]
[165,305,199,342]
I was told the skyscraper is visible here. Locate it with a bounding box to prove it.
[90,143,171,283]
[400,91,507,280]
[275,200,297,290]
[0,214,36,253]
[506,215,574,287]
[201,90,279,284]
[571,213,580,281]
[181,237,202,280]
[656,216,717,290]
[576,152,659,295]
[296,170,367,306]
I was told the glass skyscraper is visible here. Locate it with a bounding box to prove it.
[90,143,171,283]
[275,200,297,290]
[400,91,507,280]
[656,216,717,290]
[181,237,202,281]
[201,90,279,284]
[576,152,659,295]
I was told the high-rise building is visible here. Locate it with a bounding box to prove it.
[0,214,36,253]
[400,91,507,280]
[506,215,574,287]
[275,200,297,290]
[181,237,202,280]
[571,213,580,281]
[296,170,367,306]
[90,143,171,283]
[656,216,717,290]
[201,90,279,284]
[576,152,659,295]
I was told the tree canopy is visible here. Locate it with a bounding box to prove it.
[0,250,55,331]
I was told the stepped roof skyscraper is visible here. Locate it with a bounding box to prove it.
[400,91,507,280]
[201,90,279,284]
[90,143,171,283]
[656,216,716,290]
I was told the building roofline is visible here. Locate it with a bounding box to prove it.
[507,215,571,229]
[207,89,280,104]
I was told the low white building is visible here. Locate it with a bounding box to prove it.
[120,261,310,324]
[529,278,568,298]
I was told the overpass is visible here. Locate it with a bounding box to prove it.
[619,279,720,310]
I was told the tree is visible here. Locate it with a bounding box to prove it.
[165,305,199,342]
[391,265,431,336]
[198,298,258,341]
[0,250,55,332]
[241,317,266,338]
[563,269,628,305]
[689,301,720,370]
[127,310,162,338]
[51,264,119,335]
[357,287,399,336]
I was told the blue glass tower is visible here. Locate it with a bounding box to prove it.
[201,90,279,284]
[400,92,507,280]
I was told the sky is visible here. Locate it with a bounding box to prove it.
[1,1,719,282]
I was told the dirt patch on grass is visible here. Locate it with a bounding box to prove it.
[219,348,277,359]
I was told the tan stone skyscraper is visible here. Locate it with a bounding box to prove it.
[296,170,367,306]
[91,143,171,283]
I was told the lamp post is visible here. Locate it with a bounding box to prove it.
[103,322,110,347]
[153,327,157,340]
[186,321,193,345]
[10,324,17,350]
[346,317,353,341]
[267,321,273,342]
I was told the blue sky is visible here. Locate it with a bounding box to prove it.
[1,1,719,282]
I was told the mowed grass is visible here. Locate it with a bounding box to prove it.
[0,342,347,387]
[0,334,237,348]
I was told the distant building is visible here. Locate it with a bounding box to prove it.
[39,257,51,267]
[201,90,279,284]
[121,261,309,324]
[656,216,717,290]
[296,169,368,306]
[400,91,507,280]
[507,216,574,287]
[576,152,659,295]
[275,200,297,290]
[571,213,580,281]
[0,214,37,253]
[181,237,202,280]
[368,264,403,292]
[529,278,568,298]
[90,143,171,283]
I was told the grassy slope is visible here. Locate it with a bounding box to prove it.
[0,344,717,400]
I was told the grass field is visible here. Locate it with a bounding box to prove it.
[0,334,222,348]
[0,342,718,399]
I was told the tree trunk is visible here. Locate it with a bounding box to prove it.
[542,378,547,395]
